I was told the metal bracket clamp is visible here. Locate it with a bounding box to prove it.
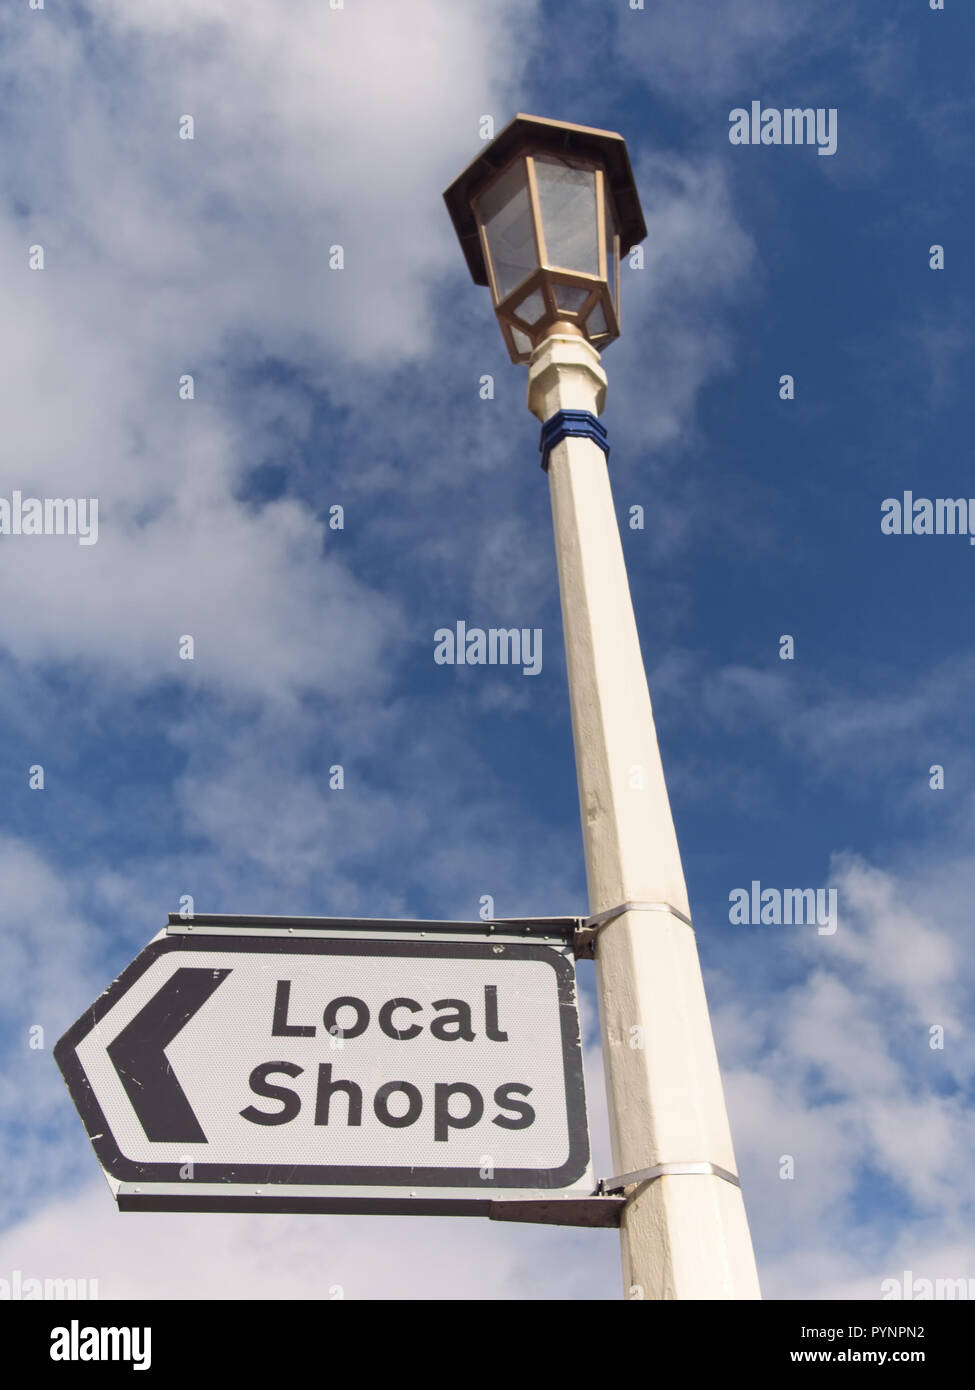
[599,1161,741,1197]
[573,900,693,959]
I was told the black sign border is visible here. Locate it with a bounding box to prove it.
[54,933,590,1191]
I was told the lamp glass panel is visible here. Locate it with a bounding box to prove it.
[515,287,546,325]
[587,301,608,337]
[510,326,532,356]
[477,161,537,301]
[554,284,590,313]
[534,156,599,275]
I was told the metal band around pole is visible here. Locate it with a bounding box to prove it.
[573,901,694,959]
[585,900,693,931]
[538,409,610,472]
[602,1161,741,1196]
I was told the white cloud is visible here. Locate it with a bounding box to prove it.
[0,838,116,1222]
[713,846,975,1298]
[0,1179,621,1301]
[0,0,539,699]
[611,152,757,456]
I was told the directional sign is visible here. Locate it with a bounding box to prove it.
[55,915,596,1219]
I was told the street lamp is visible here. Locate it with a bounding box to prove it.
[444,115,646,363]
[445,115,761,1301]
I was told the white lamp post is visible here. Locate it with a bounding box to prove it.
[445,116,761,1300]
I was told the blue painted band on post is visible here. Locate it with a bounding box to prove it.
[538,409,609,472]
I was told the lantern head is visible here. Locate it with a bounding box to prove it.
[444,114,647,364]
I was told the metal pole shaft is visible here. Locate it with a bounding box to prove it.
[527,333,761,1300]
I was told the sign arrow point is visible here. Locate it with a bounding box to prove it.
[106,967,231,1143]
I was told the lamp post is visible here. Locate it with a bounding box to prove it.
[445,116,761,1300]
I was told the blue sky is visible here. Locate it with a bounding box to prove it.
[1,0,973,1299]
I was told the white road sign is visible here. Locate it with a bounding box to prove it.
[55,916,594,1217]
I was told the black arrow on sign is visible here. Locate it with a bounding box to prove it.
[106,967,231,1143]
